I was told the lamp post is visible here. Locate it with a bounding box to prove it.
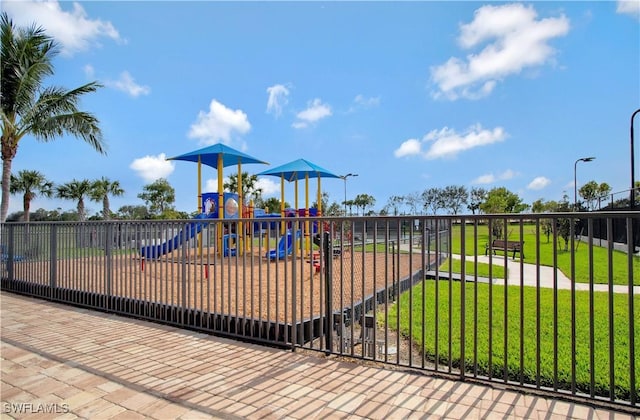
[631,109,640,209]
[341,173,358,216]
[574,157,595,211]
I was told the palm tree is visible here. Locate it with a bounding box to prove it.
[56,179,92,221]
[9,169,53,222]
[0,13,105,222]
[224,172,263,204]
[90,177,124,220]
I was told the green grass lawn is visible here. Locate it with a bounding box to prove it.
[445,223,640,286]
[439,258,506,280]
[387,280,640,400]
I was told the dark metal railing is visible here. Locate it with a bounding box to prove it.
[1,212,638,410]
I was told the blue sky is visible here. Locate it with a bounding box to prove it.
[3,0,640,216]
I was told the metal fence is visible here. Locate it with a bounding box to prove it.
[1,212,638,411]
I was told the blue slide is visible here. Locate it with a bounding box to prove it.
[140,213,210,259]
[266,230,301,260]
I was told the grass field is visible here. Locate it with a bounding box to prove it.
[446,223,639,286]
[387,280,640,400]
[439,258,506,280]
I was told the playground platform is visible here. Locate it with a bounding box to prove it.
[1,292,632,419]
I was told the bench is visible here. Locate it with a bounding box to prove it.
[485,239,524,260]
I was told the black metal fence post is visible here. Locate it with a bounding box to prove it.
[323,231,332,352]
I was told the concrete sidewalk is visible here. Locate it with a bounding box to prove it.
[455,253,640,294]
[401,243,639,294]
[1,292,633,419]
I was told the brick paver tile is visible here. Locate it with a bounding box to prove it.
[353,400,393,420]
[73,397,118,418]
[176,409,213,419]
[102,387,139,405]
[594,410,635,420]
[118,392,161,411]
[61,390,103,410]
[444,402,482,419]
[423,398,452,417]
[393,391,427,412]
[326,390,365,414]
[145,400,191,420]
[109,409,148,420]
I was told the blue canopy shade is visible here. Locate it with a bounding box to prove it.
[167,143,268,169]
[257,158,340,181]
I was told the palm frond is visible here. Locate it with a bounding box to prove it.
[1,12,56,119]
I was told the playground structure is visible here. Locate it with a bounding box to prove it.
[139,144,339,263]
[139,192,241,259]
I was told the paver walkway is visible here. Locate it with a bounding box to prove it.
[0,292,635,419]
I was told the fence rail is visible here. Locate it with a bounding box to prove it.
[1,212,638,411]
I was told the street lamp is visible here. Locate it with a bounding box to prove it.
[574,157,595,211]
[631,109,640,209]
[341,173,358,216]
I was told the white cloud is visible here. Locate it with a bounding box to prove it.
[499,169,516,180]
[130,153,175,182]
[617,0,640,19]
[348,94,381,112]
[430,3,569,100]
[528,176,551,190]
[266,84,290,117]
[394,139,422,158]
[291,121,308,129]
[395,124,507,160]
[188,100,251,145]
[472,169,517,185]
[292,98,332,129]
[107,71,150,97]
[84,64,95,78]
[3,1,122,56]
[204,178,230,192]
[256,177,280,197]
[203,177,278,198]
[472,174,497,185]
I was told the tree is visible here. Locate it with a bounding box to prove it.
[354,193,376,216]
[224,172,262,204]
[480,187,528,239]
[344,199,356,216]
[555,194,573,251]
[259,197,286,214]
[311,191,330,214]
[578,180,612,211]
[90,177,124,220]
[480,187,528,214]
[9,170,53,222]
[138,178,175,217]
[441,185,468,215]
[117,205,151,220]
[385,195,405,216]
[422,187,444,215]
[531,198,559,243]
[323,201,343,216]
[404,191,421,215]
[56,179,93,221]
[0,13,105,222]
[468,187,487,214]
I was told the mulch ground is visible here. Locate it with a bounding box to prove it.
[8,247,427,323]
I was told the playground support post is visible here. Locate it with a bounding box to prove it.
[305,173,310,255]
[280,176,285,234]
[238,160,243,256]
[197,155,203,256]
[217,154,224,255]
